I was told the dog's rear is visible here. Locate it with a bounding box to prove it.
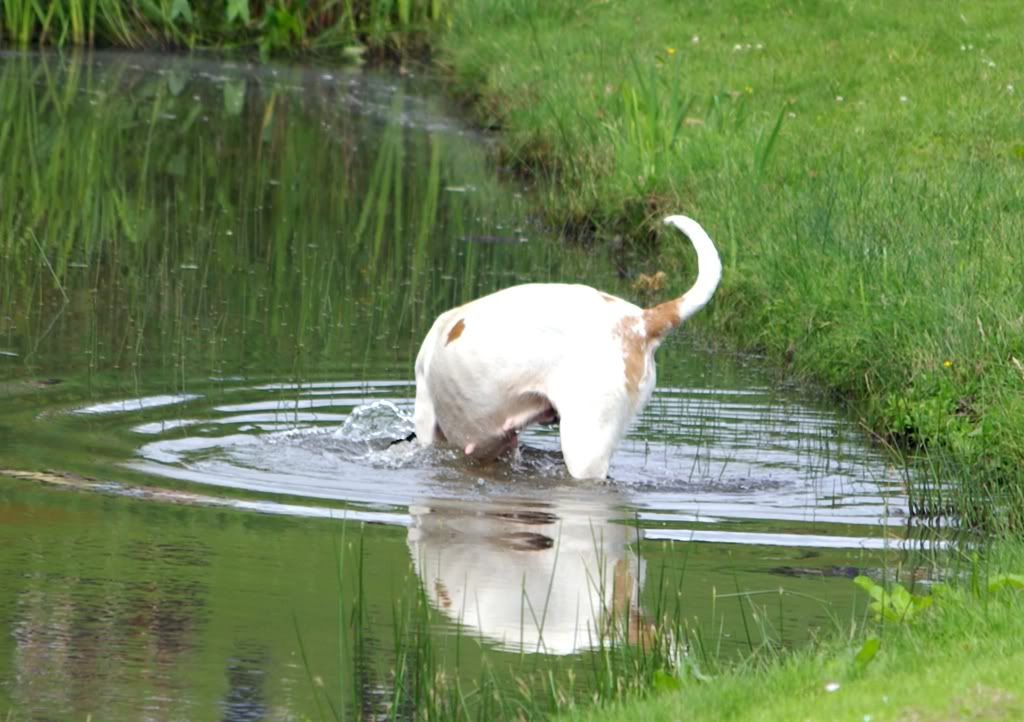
[414,215,722,479]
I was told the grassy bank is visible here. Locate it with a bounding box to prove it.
[0,0,445,57]
[438,0,1024,522]
[570,544,1024,722]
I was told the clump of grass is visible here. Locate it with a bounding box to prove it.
[0,0,448,57]
[570,542,1024,722]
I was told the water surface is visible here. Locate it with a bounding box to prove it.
[0,52,936,721]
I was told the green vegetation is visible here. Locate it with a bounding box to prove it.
[569,544,1024,722]
[0,0,445,57]
[0,53,596,383]
[438,0,1024,524]
[4,3,1024,720]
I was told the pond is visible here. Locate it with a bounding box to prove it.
[0,52,938,721]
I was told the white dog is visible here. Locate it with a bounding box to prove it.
[413,215,722,479]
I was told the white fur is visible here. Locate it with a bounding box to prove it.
[413,215,722,479]
[407,495,643,654]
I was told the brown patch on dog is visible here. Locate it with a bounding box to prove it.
[445,318,466,345]
[491,510,559,525]
[500,532,555,551]
[600,293,617,303]
[611,558,656,650]
[434,580,453,609]
[615,316,647,399]
[612,558,634,618]
[642,298,682,342]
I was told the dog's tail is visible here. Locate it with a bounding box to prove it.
[643,215,723,341]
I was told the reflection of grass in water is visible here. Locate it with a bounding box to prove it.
[0,54,616,386]
[305,517,991,722]
[309,519,852,721]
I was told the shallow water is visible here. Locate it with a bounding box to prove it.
[0,52,937,720]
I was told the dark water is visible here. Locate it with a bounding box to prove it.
[0,52,938,721]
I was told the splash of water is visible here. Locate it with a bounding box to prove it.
[333,400,414,443]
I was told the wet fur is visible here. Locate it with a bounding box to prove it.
[413,215,722,479]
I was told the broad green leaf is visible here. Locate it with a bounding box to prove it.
[890,584,912,611]
[855,576,932,623]
[166,149,187,177]
[854,636,880,671]
[989,573,1024,593]
[170,0,193,23]
[223,79,246,117]
[166,70,187,96]
[854,575,884,601]
[226,0,250,24]
[652,669,682,693]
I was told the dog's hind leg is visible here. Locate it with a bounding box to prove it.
[556,400,629,480]
[413,381,445,445]
[500,393,557,434]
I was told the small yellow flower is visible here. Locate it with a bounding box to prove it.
[666,47,677,56]
[943,360,954,368]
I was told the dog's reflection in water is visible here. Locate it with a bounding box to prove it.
[407,495,652,655]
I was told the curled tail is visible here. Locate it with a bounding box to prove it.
[643,215,723,342]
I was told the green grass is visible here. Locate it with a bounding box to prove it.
[436,0,1024,524]
[568,545,1024,722]
[0,0,447,57]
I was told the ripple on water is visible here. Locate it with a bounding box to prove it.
[58,378,924,550]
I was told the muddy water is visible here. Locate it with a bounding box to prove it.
[0,52,935,721]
